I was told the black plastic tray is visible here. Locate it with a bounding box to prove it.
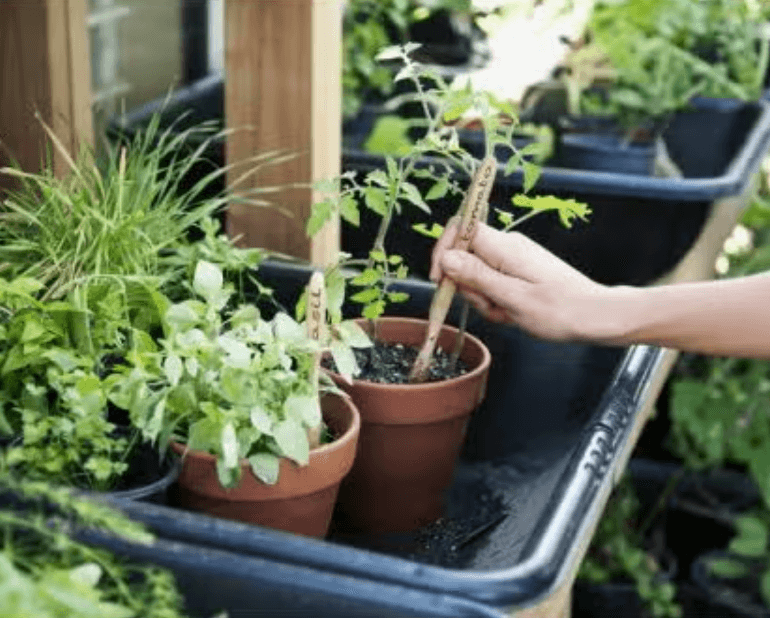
[93,261,670,617]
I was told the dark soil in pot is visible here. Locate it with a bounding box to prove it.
[690,551,770,618]
[322,340,469,384]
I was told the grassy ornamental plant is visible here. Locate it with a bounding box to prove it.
[308,43,590,380]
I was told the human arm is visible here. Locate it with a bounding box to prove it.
[430,219,770,358]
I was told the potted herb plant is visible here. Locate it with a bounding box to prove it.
[106,260,362,538]
[308,44,589,533]
[528,0,770,176]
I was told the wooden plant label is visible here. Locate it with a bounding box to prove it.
[408,156,496,383]
[306,271,326,449]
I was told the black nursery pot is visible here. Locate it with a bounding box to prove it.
[689,551,770,618]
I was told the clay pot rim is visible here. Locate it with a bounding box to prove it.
[330,316,491,391]
[170,391,361,466]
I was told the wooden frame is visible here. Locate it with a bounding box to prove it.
[0,0,93,187]
[224,0,342,266]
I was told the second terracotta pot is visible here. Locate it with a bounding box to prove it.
[331,317,491,533]
[171,392,360,538]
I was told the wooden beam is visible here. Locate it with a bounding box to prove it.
[0,0,93,188]
[224,0,342,266]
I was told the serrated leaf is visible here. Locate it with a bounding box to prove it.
[274,418,309,465]
[364,187,388,216]
[165,302,201,330]
[369,250,387,263]
[351,268,381,286]
[350,287,380,303]
[367,169,389,187]
[325,269,346,324]
[426,178,450,201]
[386,156,399,180]
[388,292,409,303]
[511,194,591,229]
[340,195,360,226]
[307,199,333,236]
[362,300,386,320]
[399,182,430,214]
[412,222,444,238]
[193,260,224,300]
[249,453,280,485]
[522,161,542,193]
[394,65,413,82]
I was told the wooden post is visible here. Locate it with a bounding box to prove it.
[224,0,342,266]
[0,0,93,187]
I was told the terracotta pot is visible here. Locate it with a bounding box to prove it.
[331,317,491,533]
[171,392,360,538]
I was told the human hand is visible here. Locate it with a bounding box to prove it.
[429,219,611,342]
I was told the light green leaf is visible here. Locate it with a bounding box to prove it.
[272,312,306,343]
[375,45,402,61]
[193,260,224,300]
[216,458,240,488]
[285,394,322,428]
[522,161,542,193]
[340,195,360,227]
[761,567,770,608]
[325,269,346,324]
[163,354,183,386]
[221,422,239,469]
[249,453,280,485]
[366,170,389,187]
[218,334,251,368]
[350,287,380,304]
[330,340,359,382]
[68,563,102,588]
[511,194,591,229]
[401,182,431,213]
[708,557,749,578]
[387,291,409,303]
[274,418,309,465]
[426,178,450,201]
[336,320,372,348]
[364,187,388,216]
[351,268,381,286]
[307,199,333,236]
[730,516,769,557]
[362,300,386,320]
[412,222,444,238]
[250,405,273,434]
[165,302,202,331]
[230,304,259,328]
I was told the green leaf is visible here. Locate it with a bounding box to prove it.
[369,250,387,263]
[364,187,388,216]
[216,458,240,488]
[387,254,403,265]
[387,292,409,303]
[230,304,259,328]
[511,194,591,229]
[307,199,333,236]
[362,300,386,320]
[193,260,224,300]
[336,320,372,348]
[250,405,273,434]
[426,178,450,201]
[443,99,473,123]
[363,116,414,156]
[274,418,309,465]
[340,195,360,227]
[325,268,346,324]
[351,268,381,286]
[350,287,380,304]
[285,394,322,428]
[366,169,389,187]
[163,354,183,387]
[165,302,202,331]
[221,422,239,469]
[249,453,280,485]
[761,567,770,608]
[708,557,750,578]
[401,182,431,213]
[330,340,359,381]
[375,45,402,61]
[412,222,444,238]
[522,161,542,193]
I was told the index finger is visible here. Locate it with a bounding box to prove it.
[429,216,460,282]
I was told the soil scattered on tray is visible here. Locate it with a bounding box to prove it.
[331,482,507,568]
[322,340,469,384]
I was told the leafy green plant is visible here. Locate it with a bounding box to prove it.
[0,476,192,618]
[309,43,589,377]
[579,476,682,618]
[107,260,365,488]
[573,0,769,133]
